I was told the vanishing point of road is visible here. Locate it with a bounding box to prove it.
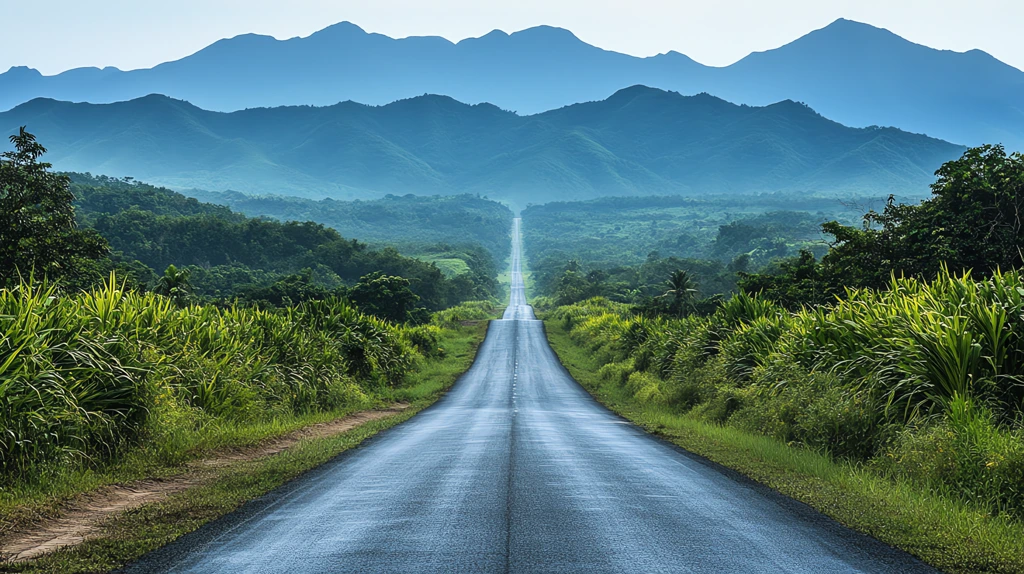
[126,219,933,573]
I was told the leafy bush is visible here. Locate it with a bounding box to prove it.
[877,395,1024,519]
[597,359,634,386]
[625,371,666,404]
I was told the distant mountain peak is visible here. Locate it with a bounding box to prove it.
[4,66,41,77]
[820,17,891,33]
[607,85,674,100]
[764,98,822,116]
[825,17,864,27]
[653,50,699,63]
[381,92,518,117]
[1,18,1021,149]
[608,85,725,102]
[509,25,581,43]
[310,21,368,37]
[787,17,905,48]
[387,92,463,106]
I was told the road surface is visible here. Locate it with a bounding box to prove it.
[126,219,932,573]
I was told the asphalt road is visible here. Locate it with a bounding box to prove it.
[125,219,933,573]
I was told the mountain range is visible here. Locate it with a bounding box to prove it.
[0,86,964,205]
[1,19,1022,149]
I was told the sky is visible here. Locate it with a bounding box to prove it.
[3,0,1022,75]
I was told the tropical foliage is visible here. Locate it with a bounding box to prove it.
[0,159,505,312]
[522,193,870,310]
[189,189,514,261]
[521,193,866,270]
[0,131,504,488]
[0,274,490,483]
[0,129,108,285]
[552,268,1024,519]
[545,145,1024,521]
[740,145,1024,307]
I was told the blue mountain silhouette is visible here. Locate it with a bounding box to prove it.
[1,19,1021,149]
[0,87,964,203]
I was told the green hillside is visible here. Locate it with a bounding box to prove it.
[190,189,513,260]
[65,173,509,307]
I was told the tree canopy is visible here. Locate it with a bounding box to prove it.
[0,128,107,284]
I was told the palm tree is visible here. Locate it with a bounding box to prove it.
[658,269,698,317]
[153,264,193,305]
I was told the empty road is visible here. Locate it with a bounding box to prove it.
[126,219,932,573]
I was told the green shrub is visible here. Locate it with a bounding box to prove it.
[431,300,495,329]
[692,386,745,424]
[877,395,1024,519]
[597,359,634,386]
[403,324,444,357]
[625,371,666,404]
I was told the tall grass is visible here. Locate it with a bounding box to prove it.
[431,300,496,329]
[0,274,452,484]
[551,268,1024,519]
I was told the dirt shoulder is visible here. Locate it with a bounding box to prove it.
[0,405,408,564]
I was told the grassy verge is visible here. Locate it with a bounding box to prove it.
[543,318,1024,574]
[389,323,489,403]
[1,321,490,574]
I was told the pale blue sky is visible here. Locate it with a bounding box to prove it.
[4,0,1022,74]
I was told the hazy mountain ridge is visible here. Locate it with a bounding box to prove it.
[0,86,964,205]
[2,19,1021,148]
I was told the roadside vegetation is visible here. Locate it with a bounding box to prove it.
[0,129,501,569]
[1,314,491,573]
[539,145,1024,572]
[546,321,1024,573]
[0,277,482,488]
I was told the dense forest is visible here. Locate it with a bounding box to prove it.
[189,189,513,261]
[59,173,506,313]
[522,193,870,264]
[546,144,1024,523]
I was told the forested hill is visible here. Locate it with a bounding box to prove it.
[1,87,963,205]
[67,173,509,307]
